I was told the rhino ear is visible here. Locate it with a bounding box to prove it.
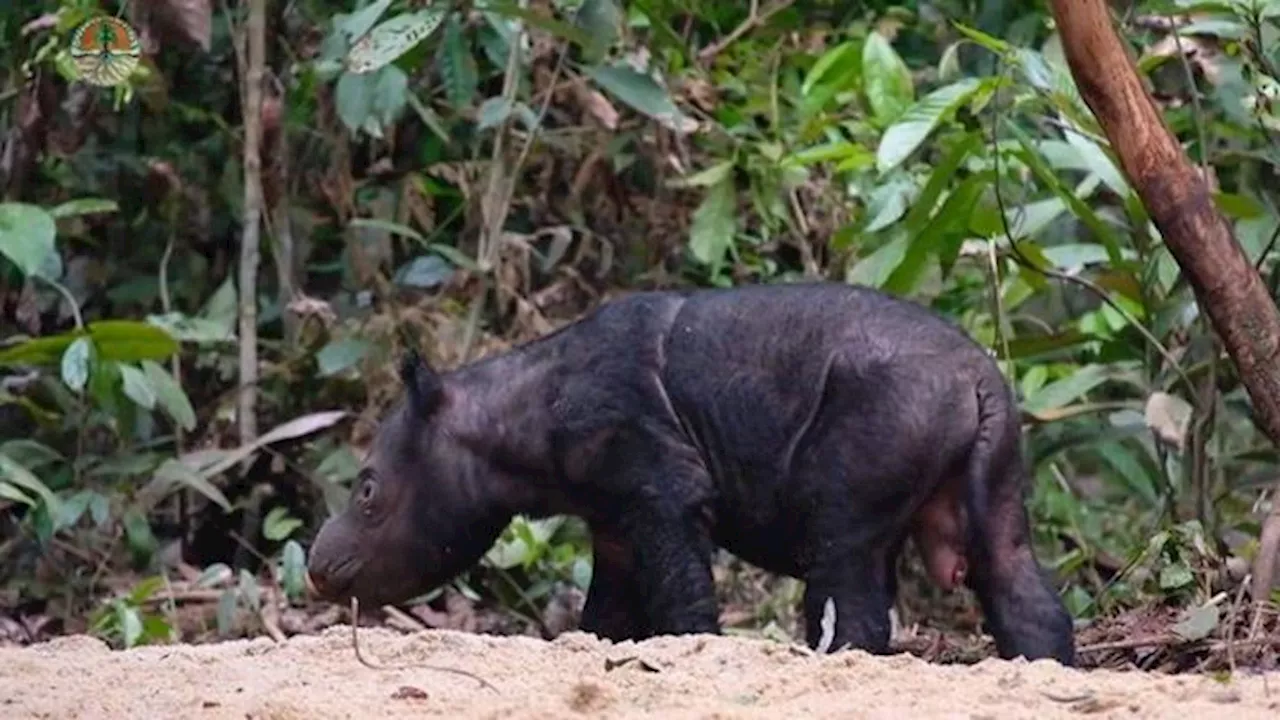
[400,350,444,418]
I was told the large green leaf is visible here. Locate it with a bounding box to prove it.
[951,22,1012,56]
[152,459,232,512]
[886,172,990,294]
[317,338,371,377]
[0,439,64,472]
[1009,125,1125,266]
[477,96,515,130]
[475,1,593,48]
[576,0,620,62]
[49,198,119,219]
[345,9,448,75]
[0,202,58,279]
[335,0,394,41]
[666,160,734,189]
[1000,330,1093,360]
[1063,127,1130,199]
[1006,197,1068,240]
[280,540,307,599]
[142,360,197,431]
[876,78,983,173]
[583,63,694,132]
[0,452,60,515]
[901,133,981,235]
[119,364,157,411]
[1041,243,1137,271]
[437,15,478,109]
[263,506,303,541]
[1022,365,1112,417]
[801,40,861,116]
[370,65,410,128]
[863,177,915,234]
[847,233,909,288]
[1095,441,1160,508]
[862,31,913,126]
[782,142,874,171]
[60,337,93,393]
[86,321,180,362]
[802,41,859,97]
[0,321,178,367]
[688,176,737,269]
[864,135,980,292]
[334,71,376,132]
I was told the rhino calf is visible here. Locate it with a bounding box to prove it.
[306,282,1076,665]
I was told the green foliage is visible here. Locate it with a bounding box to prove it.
[0,203,58,278]
[89,576,174,649]
[862,30,914,126]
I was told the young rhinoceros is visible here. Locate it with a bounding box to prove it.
[305,282,1076,666]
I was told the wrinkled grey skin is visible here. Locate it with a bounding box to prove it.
[306,282,1076,666]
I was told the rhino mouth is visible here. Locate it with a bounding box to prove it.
[306,550,433,608]
[304,555,359,601]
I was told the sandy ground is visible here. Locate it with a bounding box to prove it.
[2,627,1279,720]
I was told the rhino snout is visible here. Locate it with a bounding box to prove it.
[305,518,361,601]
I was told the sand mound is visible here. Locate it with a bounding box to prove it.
[2,627,1278,719]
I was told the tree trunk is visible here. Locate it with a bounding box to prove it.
[238,0,266,452]
[1047,0,1280,608]
[1047,0,1280,446]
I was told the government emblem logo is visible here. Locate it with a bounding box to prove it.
[69,15,141,87]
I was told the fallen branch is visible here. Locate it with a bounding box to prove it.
[348,598,498,693]
[1078,634,1280,654]
[1253,493,1280,634]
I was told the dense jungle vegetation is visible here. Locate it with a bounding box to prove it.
[2,0,1279,672]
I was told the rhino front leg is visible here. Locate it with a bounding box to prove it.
[615,497,720,639]
[579,526,648,642]
[634,517,720,637]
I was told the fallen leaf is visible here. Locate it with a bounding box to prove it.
[1171,603,1220,642]
[1145,391,1193,451]
[604,656,661,673]
[391,686,429,701]
[286,296,338,326]
[582,89,619,130]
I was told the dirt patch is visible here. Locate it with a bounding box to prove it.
[2,627,1279,719]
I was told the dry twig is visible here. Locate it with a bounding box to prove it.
[1078,634,1280,654]
[1253,492,1280,633]
[697,0,796,63]
[347,598,498,692]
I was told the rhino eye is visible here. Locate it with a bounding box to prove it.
[355,471,377,514]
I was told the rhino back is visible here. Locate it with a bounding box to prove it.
[656,283,994,569]
[660,282,986,464]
